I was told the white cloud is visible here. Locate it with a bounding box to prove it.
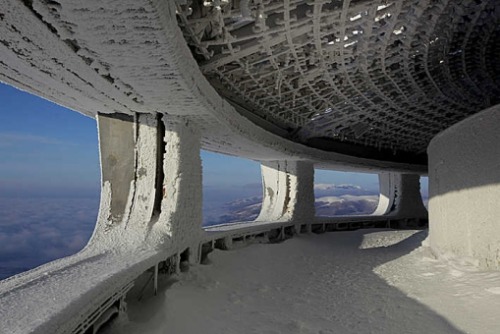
[0,132,67,146]
[314,183,362,191]
[316,194,378,204]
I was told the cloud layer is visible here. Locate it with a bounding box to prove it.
[0,183,388,279]
[0,197,98,279]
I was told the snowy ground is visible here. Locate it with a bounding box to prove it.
[105,229,500,334]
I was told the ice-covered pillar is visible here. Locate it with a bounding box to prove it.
[89,113,162,250]
[96,113,136,226]
[373,172,427,218]
[256,161,314,223]
[155,117,203,252]
[428,105,500,270]
[88,113,202,259]
[372,173,396,216]
[288,161,315,223]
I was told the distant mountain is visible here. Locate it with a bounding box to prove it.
[314,183,362,191]
[204,192,380,226]
[204,196,262,226]
[315,195,378,216]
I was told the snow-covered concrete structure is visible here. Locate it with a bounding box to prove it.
[429,104,500,270]
[0,0,499,333]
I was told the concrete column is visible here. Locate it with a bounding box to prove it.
[96,113,136,226]
[287,161,315,223]
[89,113,163,250]
[256,160,314,223]
[428,105,500,270]
[372,173,396,216]
[154,116,203,256]
[373,172,427,218]
[392,173,427,218]
[256,161,289,221]
[88,113,202,256]
[128,114,160,227]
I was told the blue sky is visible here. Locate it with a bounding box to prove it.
[0,82,265,198]
[0,83,100,197]
[202,151,261,188]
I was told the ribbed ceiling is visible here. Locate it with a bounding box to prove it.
[177,0,500,161]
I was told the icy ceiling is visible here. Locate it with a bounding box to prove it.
[176,0,500,160]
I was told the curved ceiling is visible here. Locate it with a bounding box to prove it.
[176,0,500,164]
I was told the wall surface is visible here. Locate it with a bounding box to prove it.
[428,104,500,270]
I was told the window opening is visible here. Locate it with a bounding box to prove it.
[314,169,379,216]
[0,83,99,280]
[202,150,261,226]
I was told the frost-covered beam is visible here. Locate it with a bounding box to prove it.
[0,0,427,172]
[428,105,500,270]
[0,0,135,117]
[256,161,315,223]
[373,173,427,219]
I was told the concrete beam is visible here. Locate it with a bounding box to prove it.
[373,173,397,216]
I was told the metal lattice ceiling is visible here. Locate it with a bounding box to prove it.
[176,0,500,162]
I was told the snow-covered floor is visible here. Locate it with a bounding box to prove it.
[105,229,500,334]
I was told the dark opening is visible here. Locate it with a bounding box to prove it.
[179,248,190,272]
[151,113,166,221]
